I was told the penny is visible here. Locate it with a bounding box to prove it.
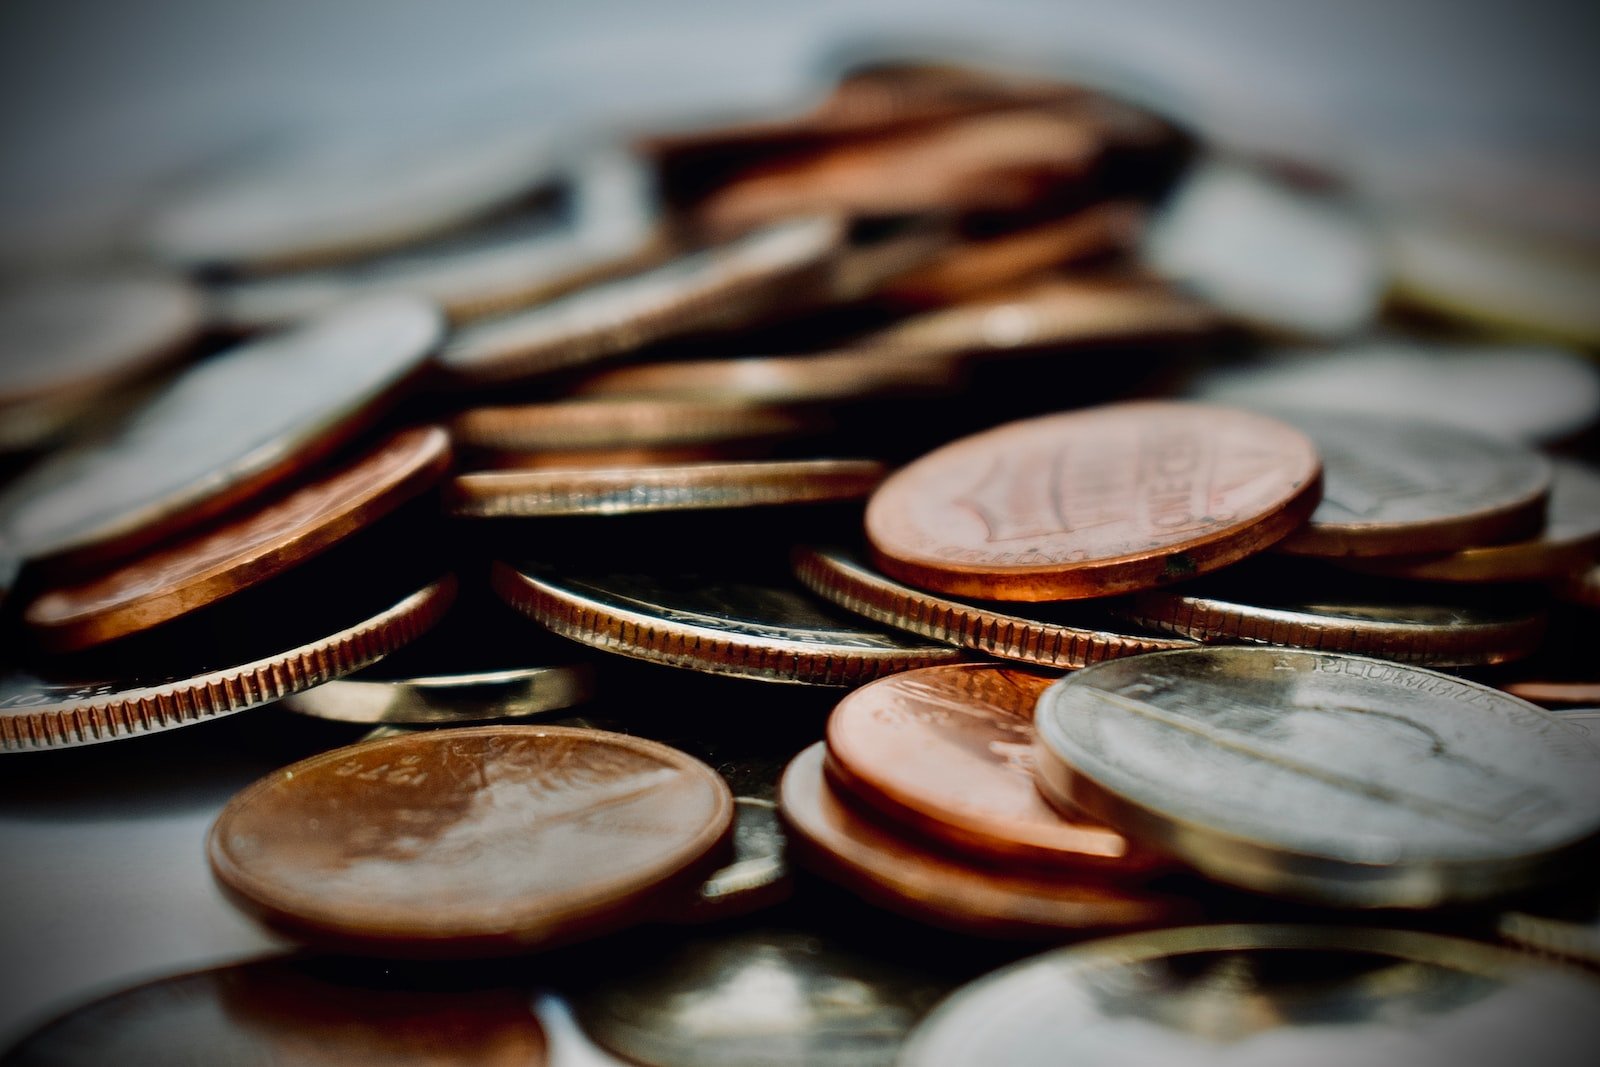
[1274,410,1553,558]
[449,459,885,519]
[1499,909,1600,970]
[825,664,1160,872]
[865,402,1322,601]
[437,216,845,386]
[0,956,548,1066]
[451,398,818,452]
[492,563,962,686]
[793,545,1194,669]
[1503,682,1600,707]
[900,924,1600,1067]
[567,345,965,404]
[1033,646,1600,906]
[280,661,594,726]
[23,426,451,652]
[0,295,442,569]
[0,576,454,752]
[779,743,1189,936]
[208,725,734,955]
[674,797,792,921]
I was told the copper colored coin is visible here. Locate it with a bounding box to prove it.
[825,664,1159,872]
[567,346,965,404]
[24,426,451,652]
[866,402,1322,600]
[779,743,1188,937]
[472,443,767,471]
[208,725,734,955]
[1558,561,1600,609]
[1501,681,1600,707]
[451,398,817,452]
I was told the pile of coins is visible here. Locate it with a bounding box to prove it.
[4,46,1600,1066]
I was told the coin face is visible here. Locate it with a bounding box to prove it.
[1033,647,1600,906]
[1274,410,1553,558]
[865,402,1322,600]
[901,924,1600,1067]
[208,726,733,954]
[0,295,442,568]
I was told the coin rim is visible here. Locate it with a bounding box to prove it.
[278,660,596,725]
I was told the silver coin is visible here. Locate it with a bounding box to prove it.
[1033,647,1600,906]
[677,797,791,921]
[280,662,595,725]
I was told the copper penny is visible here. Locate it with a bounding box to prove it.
[567,346,965,404]
[779,743,1189,937]
[1274,410,1553,558]
[1501,682,1600,707]
[865,402,1322,600]
[825,664,1160,872]
[1551,707,1600,739]
[450,398,818,452]
[1558,561,1600,609]
[0,576,455,752]
[208,725,734,955]
[24,426,451,652]
[471,443,768,471]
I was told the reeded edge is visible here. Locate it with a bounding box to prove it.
[1499,911,1600,967]
[278,661,596,725]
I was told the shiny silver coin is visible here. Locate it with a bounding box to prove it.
[280,662,595,725]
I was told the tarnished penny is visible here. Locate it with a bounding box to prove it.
[1033,647,1600,906]
[24,426,452,652]
[0,576,455,752]
[794,545,1194,669]
[779,743,1189,937]
[865,402,1322,601]
[208,726,734,955]
[825,665,1159,872]
[451,398,818,452]
[492,563,961,686]
[449,459,885,519]
[0,956,548,1066]
[567,345,965,404]
[1274,410,1553,558]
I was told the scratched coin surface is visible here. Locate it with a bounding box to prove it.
[0,295,441,568]
[825,665,1158,872]
[208,725,733,955]
[1033,647,1600,906]
[900,924,1600,1067]
[0,955,548,1066]
[1273,410,1552,558]
[865,402,1322,600]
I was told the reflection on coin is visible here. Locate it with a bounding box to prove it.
[567,345,965,404]
[450,459,884,518]
[208,726,733,955]
[900,924,1600,1067]
[451,398,819,452]
[1275,410,1552,558]
[1557,562,1600,609]
[0,576,455,752]
[493,563,961,686]
[674,797,791,921]
[866,403,1321,600]
[571,928,948,1067]
[24,427,451,652]
[780,743,1189,936]
[281,661,594,726]
[0,295,442,568]
[1503,682,1600,708]
[794,545,1195,669]
[826,665,1159,872]
[1499,909,1600,970]
[0,955,548,1066]
[1033,647,1600,906]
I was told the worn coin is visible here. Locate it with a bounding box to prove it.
[567,345,966,404]
[208,725,733,955]
[865,402,1322,600]
[1033,647,1600,906]
[451,398,818,452]
[673,797,792,922]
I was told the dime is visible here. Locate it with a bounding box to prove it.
[674,797,792,921]
[900,924,1600,1067]
[280,661,594,726]
[450,398,818,452]
[492,563,962,686]
[0,295,442,569]
[824,664,1160,872]
[567,345,966,404]
[865,402,1321,600]
[794,545,1194,669]
[24,426,451,652]
[449,459,885,519]
[1033,647,1600,906]
[1274,410,1552,558]
[0,576,454,752]
[779,743,1189,936]
[208,726,733,955]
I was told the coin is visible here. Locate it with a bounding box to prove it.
[492,563,962,686]
[208,725,733,955]
[437,216,844,386]
[1557,562,1600,609]
[450,459,885,519]
[451,398,818,452]
[825,664,1161,872]
[471,443,768,471]
[1499,909,1600,970]
[1033,647,1600,906]
[0,956,548,1066]
[793,545,1195,669]
[900,924,1600,1067]
[779,743,1189,936]
[23,426,451,652]
[280,661,594,726]
[567,345,966,404]
[1503,682,1600,707]
[0,295,442,569]
[865,402,1322,600]
[1554,708,1600,734]
[0,576,454,752]
[674,796,792,921]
